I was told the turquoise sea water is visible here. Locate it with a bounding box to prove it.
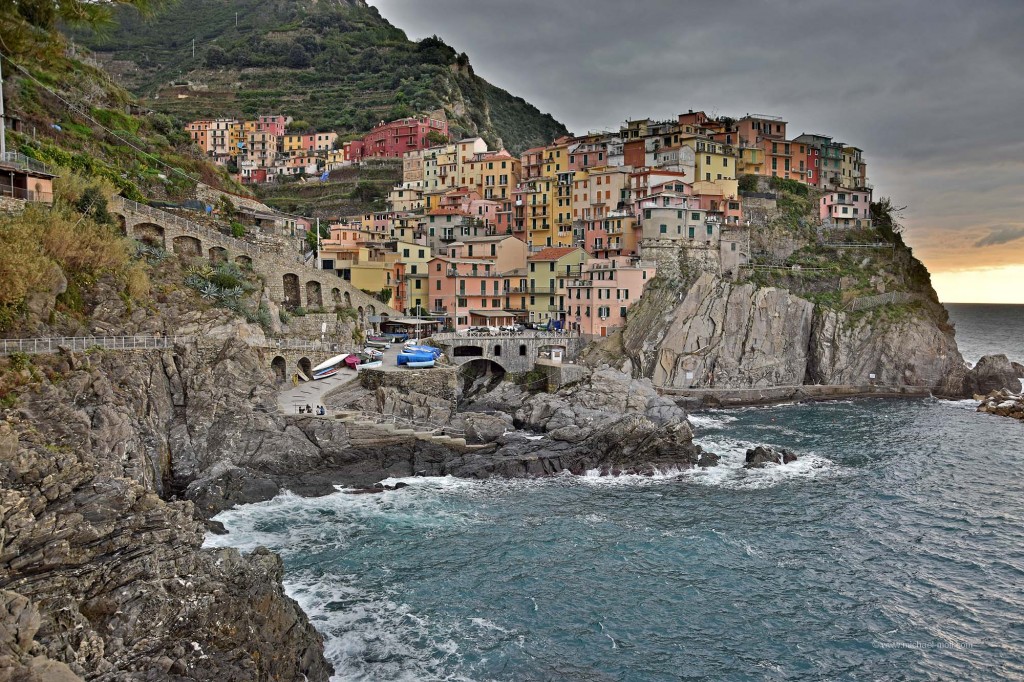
[206,304,1024,681]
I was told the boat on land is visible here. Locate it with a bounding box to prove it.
[311,354,350,380]
[344,355,361,370]
[405,359,435,369]
[356,360,383,371]
[365,339,391,349]
[403,345,442,358]
[361,348,384,361]
[397,352,438,366]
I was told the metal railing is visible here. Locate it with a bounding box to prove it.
[844,291,920,312]
[0,335,349,356]
[116,197,262,259]
[1,152,55,176]
[0,335,190,355]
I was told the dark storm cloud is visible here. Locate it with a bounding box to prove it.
[370,0,1024,273]
[974,227,1024,248]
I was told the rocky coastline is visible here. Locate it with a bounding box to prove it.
[2,326,1021,679]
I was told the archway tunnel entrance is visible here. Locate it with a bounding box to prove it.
[297,357,313,381]
[458,358,506,404]
[271,356,286,383]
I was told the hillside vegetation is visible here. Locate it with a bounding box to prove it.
[71,0,569,153]
[1,22,248,201]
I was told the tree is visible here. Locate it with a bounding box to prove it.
[287,44,310,69]
[205,46,228,68]
[378,288,393,305]
[426,130,449,147]
[2,0,161,31]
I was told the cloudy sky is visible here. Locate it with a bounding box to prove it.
[371,0,1024,303]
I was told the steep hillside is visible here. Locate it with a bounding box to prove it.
[70,0,569,153]
[1,28,248,201]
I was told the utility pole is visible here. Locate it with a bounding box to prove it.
[0,54,6,158]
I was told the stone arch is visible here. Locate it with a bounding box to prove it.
[343,291,352,308]
[297,357,313,380]
[235,255,253,269]
[271,356,287,383]
[539,344,568,362]
[173,235,202,258]
[282,274,301,308]
[366,304,376,317]
[331,288,342,307]
[209,246,228,265]
[115,214,127,235]
[132,222,165,249]
[519,344,528,356]
[458,359,507,399]
[493,344,502,357]
[453,345,484,357]
[305,281,323,309]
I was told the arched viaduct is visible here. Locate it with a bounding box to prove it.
[113,197,401,323]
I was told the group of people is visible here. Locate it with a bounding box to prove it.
[299,404,326,415]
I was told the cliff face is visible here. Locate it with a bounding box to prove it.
[618,273,815,389]
[605,270,966,394]
[0,342,333,680]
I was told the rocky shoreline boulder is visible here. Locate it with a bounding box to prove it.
[977,390,1024,421]
[963,354,1023,396]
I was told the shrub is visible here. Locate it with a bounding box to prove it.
[230,221,246,238]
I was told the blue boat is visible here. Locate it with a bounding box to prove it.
[403,345,442,358]
[397,352,437,366]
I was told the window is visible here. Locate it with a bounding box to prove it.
[435,280,441,291]
[415,279,422,289]
[731,242,737,252]
[660,224,667,234]
[707,224,713,236]
[688,226,695,238]
[692,212,700,221]
[403,248,410,258]
[436,263,442,272]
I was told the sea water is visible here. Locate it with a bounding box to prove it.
[206,304,1024,681]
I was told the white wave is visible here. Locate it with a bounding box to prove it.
[937,398,981,411]
[468,617,510,634]
[684,437,842,490]
[687,413,736,429]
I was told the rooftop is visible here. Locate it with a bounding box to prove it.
[529,247,583,261]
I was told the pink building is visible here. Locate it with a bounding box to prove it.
[428,255,515,329]
[565,257,657,337]
[257,115,290,137]
[819,189,873,228]
[347,115,449,161]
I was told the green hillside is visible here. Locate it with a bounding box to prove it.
[70,0,569,153]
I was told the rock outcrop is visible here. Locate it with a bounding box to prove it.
[602,271,969,395]
[0,352,332,680]
[617,273,815,389]
[963,354,1023,396]
[977,390,1024,421]
[809,307,965,394]
[744,445,798,468]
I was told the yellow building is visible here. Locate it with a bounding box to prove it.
[527,246,587,326]
[735,146,764,176]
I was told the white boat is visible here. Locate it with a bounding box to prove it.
[356,360,383,371]
[405,359,435,369]
[311,354,349,380]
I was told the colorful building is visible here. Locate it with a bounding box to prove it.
[819,189,873,228]
[346,115,450,161]
[565,256,657,337]
[527,247,587,326]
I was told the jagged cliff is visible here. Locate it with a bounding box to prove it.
[592,184,973,396]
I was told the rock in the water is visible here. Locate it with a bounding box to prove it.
[964,354,1022,396]
[744,445,797,468]
[977,390,1024,421]
[698,451,721,468]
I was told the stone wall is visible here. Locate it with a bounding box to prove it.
[113,198,401,320]
[359,365,459,402]
[430,334,586,374]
